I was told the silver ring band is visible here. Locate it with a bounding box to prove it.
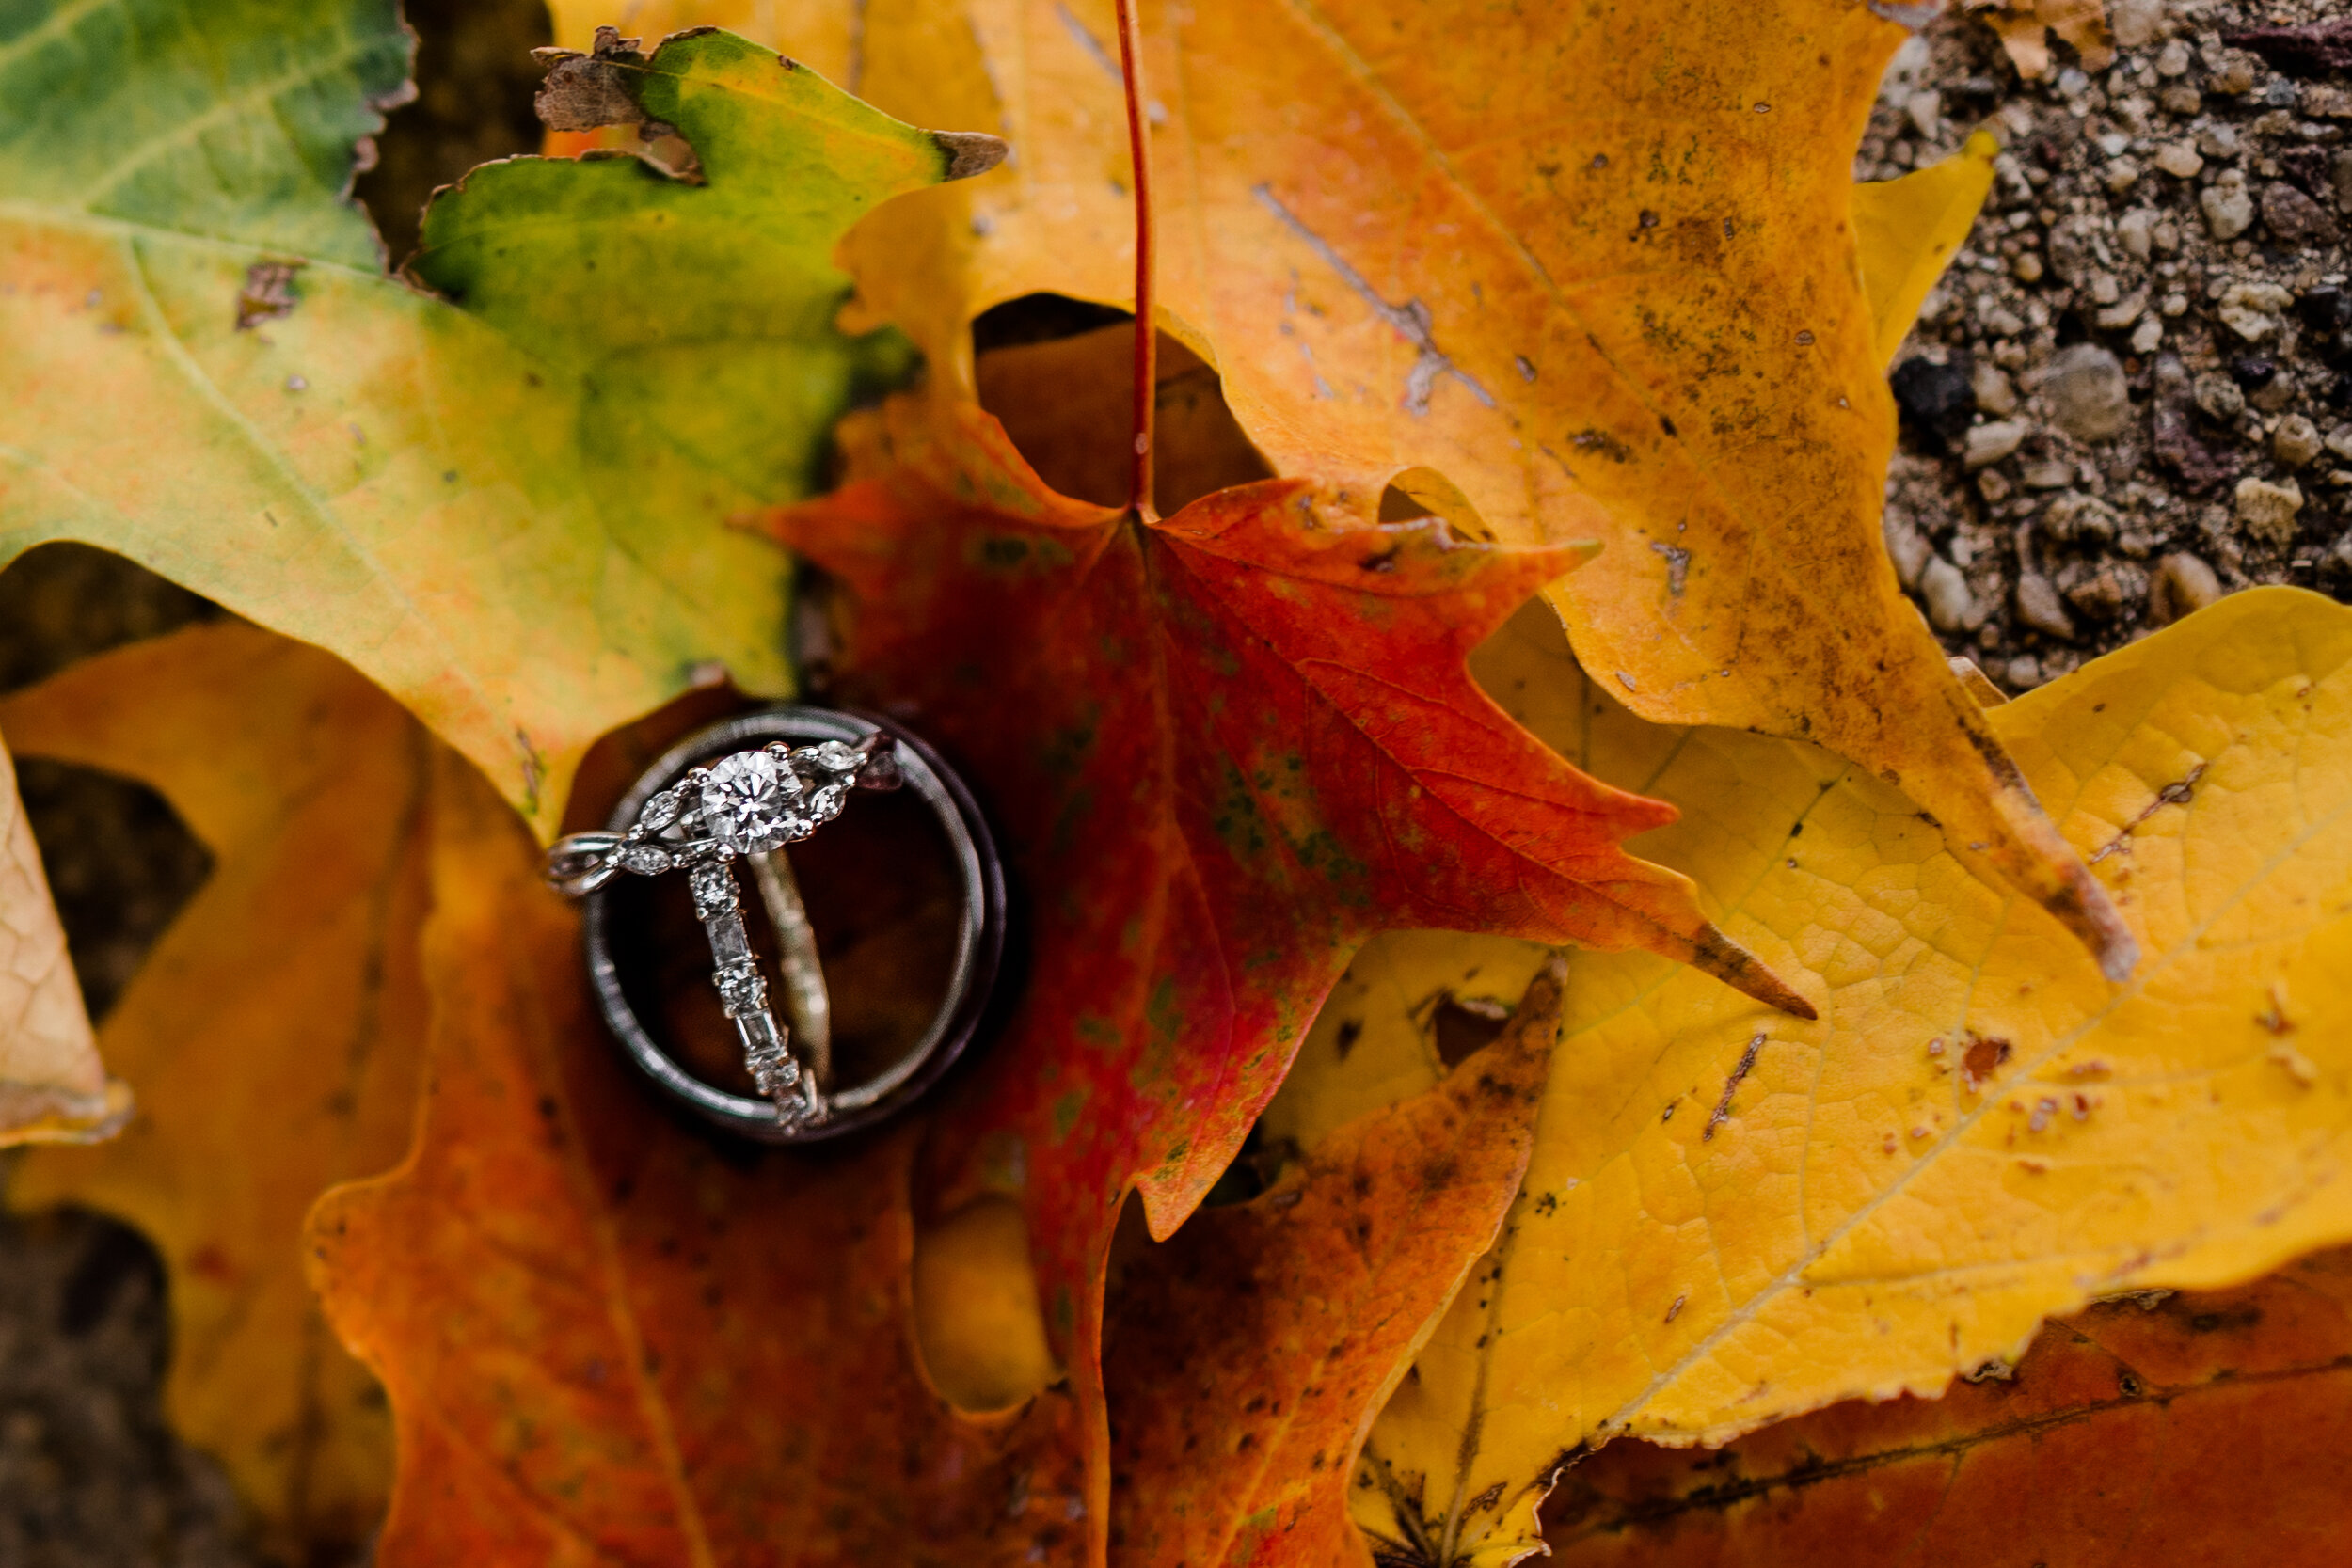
[550,706,1004,1143]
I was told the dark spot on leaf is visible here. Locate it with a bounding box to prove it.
[1432,993,1510,1067]
[236,261,301,329]
[1960,1033,2011,1091]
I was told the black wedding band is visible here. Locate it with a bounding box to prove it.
[576,706,1004,1143]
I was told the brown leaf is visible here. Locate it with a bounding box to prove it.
[1545,1245,2352,1567]
[1104,956,1566,1567]
[308,752,1092,1566]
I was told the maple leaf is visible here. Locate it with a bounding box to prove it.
[0,2,996,834]
[1104,956,1565,1567]
[1267,587,2352,1565]
[758,334,1814,1549]
[0,624,432,1560]
[0,734,117,1145]
[308,749,1096,1567]
[585,0,2131,977]
[1545,1246,2352,1565]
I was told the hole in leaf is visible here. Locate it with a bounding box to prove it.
[971,293,1133,354]
[975,309,1273,515]
[912,1197,1058,1413]
[1377,467,1494,539]
[1432,993,1513,1068]
[353,0,555,267]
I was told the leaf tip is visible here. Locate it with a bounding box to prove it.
[934,130,1009,182]
[1692,927,1816,1020]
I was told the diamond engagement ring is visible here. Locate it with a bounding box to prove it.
[546,707,1005,1142]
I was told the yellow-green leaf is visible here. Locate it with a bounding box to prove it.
[1277,589,2352,1567]
[1,4,993,834]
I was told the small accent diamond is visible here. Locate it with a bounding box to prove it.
[618,842,673,876]
[809,740,863,774]
[638,788,684,832]
[688,861,736,917]
[714,961,766,1018]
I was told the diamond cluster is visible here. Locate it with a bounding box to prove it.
[590,737,877,873]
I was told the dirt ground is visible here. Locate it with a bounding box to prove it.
[3,0,2346,1560]
[1871,0,2350,689]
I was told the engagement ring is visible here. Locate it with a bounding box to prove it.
[546,707,1004,1142]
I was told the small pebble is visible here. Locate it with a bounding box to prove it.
[2131,317,2164,353]
[2210,57,2256,95]
[2273,415,2323,469]
[2108,0,2159,47]
[2154,38,2192,77]
[1883,514,1931,590]
[2234,476,2305,546]
[2199,125,2243,161]
[2325,424,2352,464]
[2159,84,2201,117]
[2004,655,2042,689]
[2153,552,2223,624]
[2042,343,2130,443]
[1977,468,2013,503]
[2042,492,2121,546]
[1972,361,2018,417]
[2217,282,2293,343]
[2261,182,2340,247]
[1964,420,2026,469]
[2015,573,2075,639]
[1905,89,1941,141]
[2153,142,2203,180]
[2010,251,2044,284]
[1890,356,1975,452]
[2095,292,2147,331]
[2116,209,2156,260]
[2022,460,2076,489]
[2065,563,2137,623]
[2194,372,2246,421]
[2201,170,2256,241]
[1919,558,1979,633]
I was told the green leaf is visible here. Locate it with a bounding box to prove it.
[0,5,997,831]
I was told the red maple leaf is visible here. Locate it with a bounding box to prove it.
[760,387,1810,1514]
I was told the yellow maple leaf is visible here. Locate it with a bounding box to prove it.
[2,624,432,1562]
[1270,588,2352,1567]
[549,0,2122,982]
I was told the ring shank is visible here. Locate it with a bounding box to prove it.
[580,706,1004,1143]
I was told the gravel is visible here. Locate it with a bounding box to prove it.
[1872,0,2352,689]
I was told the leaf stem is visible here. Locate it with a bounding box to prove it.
[1113,0,1157,521]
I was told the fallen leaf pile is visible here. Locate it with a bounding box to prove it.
[5,1,2352,1565]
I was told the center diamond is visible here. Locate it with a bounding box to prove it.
[700,751,806,853]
